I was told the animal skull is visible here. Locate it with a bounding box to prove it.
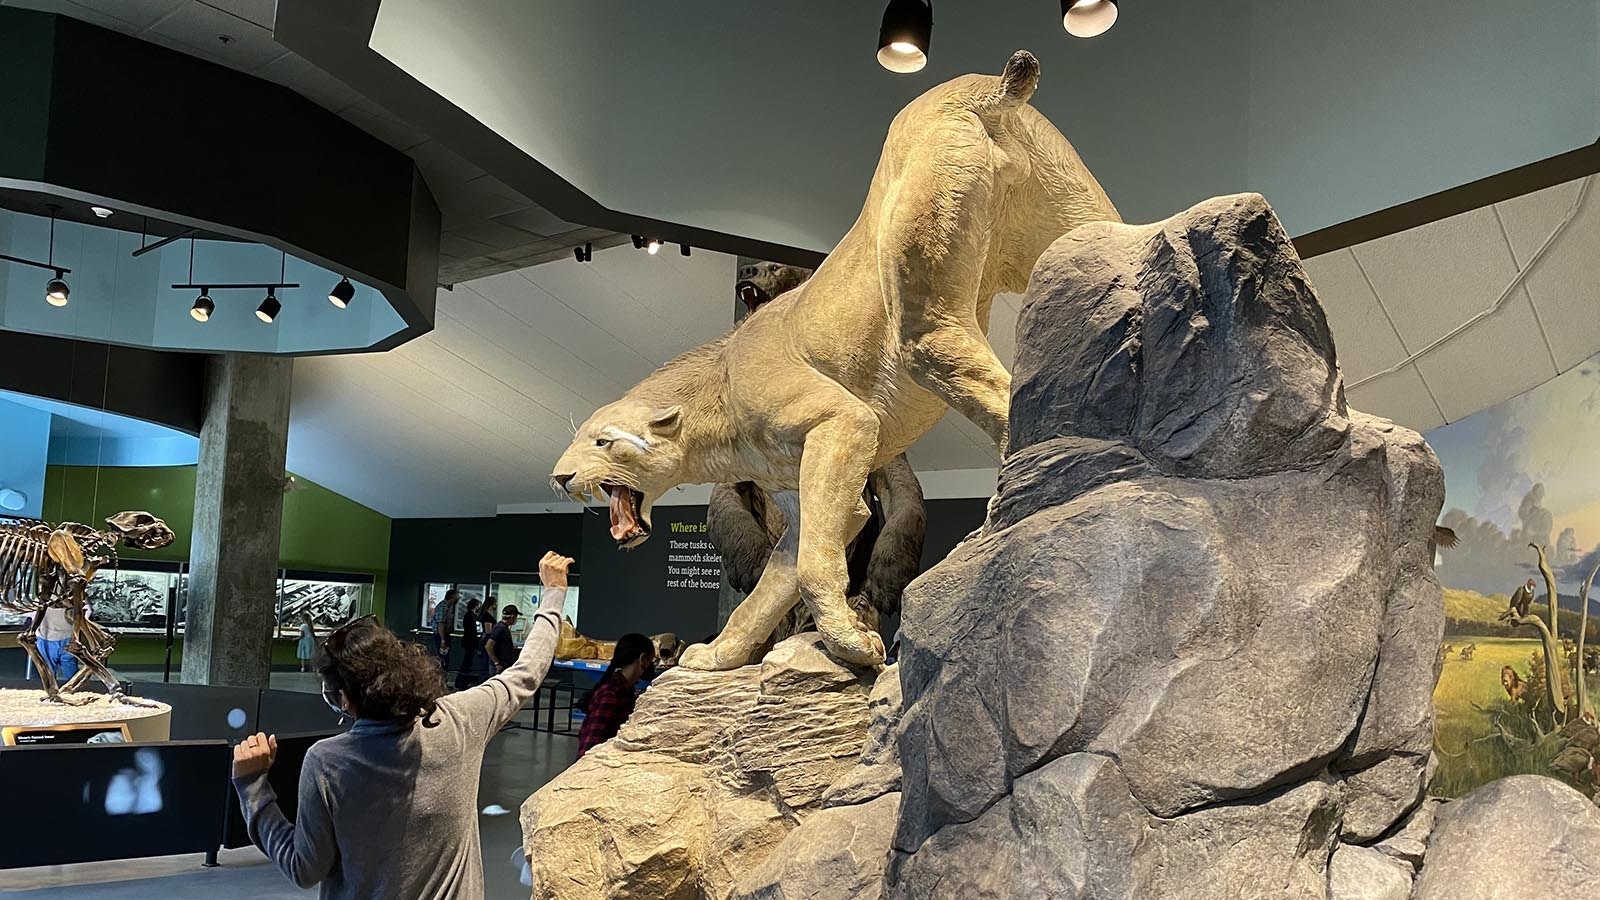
[105,511,176,550]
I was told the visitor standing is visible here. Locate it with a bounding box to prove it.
[576,633,655,758]
[483,605,522,676]
[28,606,78,683]
[297,615,317,673]
[452,597,484,691]
[429,588,459,674]
[231,551,574,900]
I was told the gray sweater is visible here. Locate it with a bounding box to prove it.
[234,589,564,899]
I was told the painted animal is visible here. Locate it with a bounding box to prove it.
[552,51,1119,669]
[1501,578,1537,621]
[1502,665,1528,705]
[1460,642,1478,661]
[0,512,176,703]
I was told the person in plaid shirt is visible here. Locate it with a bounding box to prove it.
[576,632,655,758]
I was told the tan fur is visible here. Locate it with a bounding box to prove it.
[554,52,1119,669]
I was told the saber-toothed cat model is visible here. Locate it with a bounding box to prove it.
[553,51,1119,670]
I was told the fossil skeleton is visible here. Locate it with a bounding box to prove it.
[0,511,176,704]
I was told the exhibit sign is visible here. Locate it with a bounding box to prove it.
[2,721,130,745]
[664,518,723,593]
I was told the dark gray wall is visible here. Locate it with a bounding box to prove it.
[577,505,721,642]
[384,497,992,642]
[385,514,584,634]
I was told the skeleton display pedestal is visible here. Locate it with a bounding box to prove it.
[0,689,172,742]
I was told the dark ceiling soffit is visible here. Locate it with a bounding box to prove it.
[1294,140,1600,259]
[0,330,205,436]
[272,0,828,270]
[0,9,441,355]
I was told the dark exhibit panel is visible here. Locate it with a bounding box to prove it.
[222,728,342,849]
[386,513,584,633]
[919,498,989,571]
[383,498,990,642]
[0,741,230,868]
[578,504,721,641]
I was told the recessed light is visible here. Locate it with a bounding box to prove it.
[90,206,113,219]
[1063,0,1118,38]
[878,0,932,73]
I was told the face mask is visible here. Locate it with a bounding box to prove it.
[322,686,347,720]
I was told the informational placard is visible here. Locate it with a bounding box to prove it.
[664,518,723,592]
[578,505,722,640]
[2,722,131,746]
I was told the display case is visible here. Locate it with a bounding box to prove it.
[277,570,374,637]
[86,561,182,634]
[491,571,581,638]
[421,582,488,634]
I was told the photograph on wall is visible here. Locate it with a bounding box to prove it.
[1430,351,1600,802]
[278,575,368,632]
[85,567,176,631]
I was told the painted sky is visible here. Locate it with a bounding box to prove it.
[1429,352,1600,594]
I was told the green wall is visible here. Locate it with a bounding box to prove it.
[40,465,392,666]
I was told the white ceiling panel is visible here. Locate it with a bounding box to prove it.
[1497,177,1599,370]
[256,50,365,113]
[142,0,284,71]
[1345,364,1446,433]
[1494,177,1585,268]
[1412,285,1557,424]
[1352,206,1520,352]
[336,100,431,153]
[1303,249,1410,383]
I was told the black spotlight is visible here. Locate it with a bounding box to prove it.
[1062,0,1117,37]
[878,0,932,73]
[680,243,691,257]
[631,234,646,249]
[328,277,355,309]
[574,242,593,263]
[44,271,70,307]
[190,288,214,323]
[256,287,281,324]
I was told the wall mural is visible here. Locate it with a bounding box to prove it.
[1430,352,1600,800]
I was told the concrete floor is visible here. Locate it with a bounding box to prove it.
[0,707,578,899]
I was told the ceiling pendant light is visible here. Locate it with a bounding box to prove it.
[878,0,932,74]
[328,276,355,308]
[45,271,70,306]
[190,288,214,322]
[1062,0,1118,38]
[43,205,70,306]
[256,287,280,323]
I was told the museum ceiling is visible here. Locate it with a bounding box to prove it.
[2,0,1595,518]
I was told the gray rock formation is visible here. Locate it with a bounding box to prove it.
[1328,844,1413,900]
[520,633,877,900]
[886,193,1447,898]
[732,792,900,900]
[822,664,903,808]
[1413,775,1600,899]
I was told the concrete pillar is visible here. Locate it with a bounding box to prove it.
[181,353,292,687]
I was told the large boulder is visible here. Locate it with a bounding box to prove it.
[886,194,1446,897]
[1413,775,1600,899]
[731,792,900,900]
[521,634,877,900]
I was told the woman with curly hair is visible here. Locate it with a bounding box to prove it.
[231,551,574,899]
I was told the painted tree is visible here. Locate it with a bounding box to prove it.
[1518,544,1570,727]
